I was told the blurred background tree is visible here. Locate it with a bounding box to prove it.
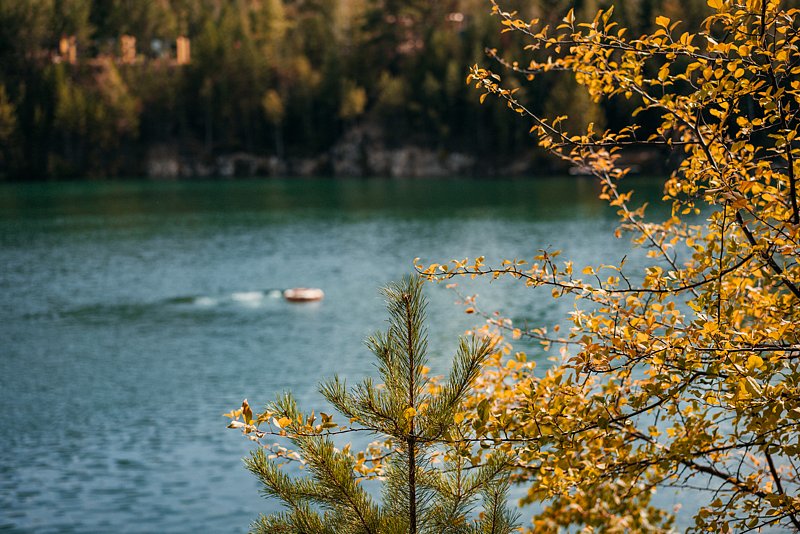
[0,0,710,179]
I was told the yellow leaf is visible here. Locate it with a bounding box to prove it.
[276,416,292,428]
[746,355,764,371]
[242,399,253,424]
[223,407,243,419]
[707,0,723,9]
[257,411,274,424]
[454,412,465,424]
[656,16,671,28]
[739,376,762,398]
[403,407,417,419]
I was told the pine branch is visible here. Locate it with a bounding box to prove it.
[424,336,496,440]
[478,476,520,534]
[236,277,517,533]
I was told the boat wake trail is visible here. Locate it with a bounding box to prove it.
[166,289,285,308]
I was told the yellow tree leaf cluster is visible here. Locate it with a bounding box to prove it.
[420,0,800,531]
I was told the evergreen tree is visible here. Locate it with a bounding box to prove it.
[0,84,18,176]
[228,277,519,534]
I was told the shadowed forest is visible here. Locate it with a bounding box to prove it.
[0,0,710,179]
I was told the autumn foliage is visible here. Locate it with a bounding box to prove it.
[228,0,800,531]
[417,0,800,531]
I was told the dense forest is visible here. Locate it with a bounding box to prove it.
[0,0,710,180]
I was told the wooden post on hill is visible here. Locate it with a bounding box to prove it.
[176,36,191,65]
[59,35,77,64]
[120,35,136,64]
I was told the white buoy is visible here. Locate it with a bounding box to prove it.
[283,288,324,302]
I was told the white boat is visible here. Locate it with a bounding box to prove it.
[283,288,324,302]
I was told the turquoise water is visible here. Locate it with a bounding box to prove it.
[0,177,669,532]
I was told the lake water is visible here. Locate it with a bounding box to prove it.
[0,177,675,532]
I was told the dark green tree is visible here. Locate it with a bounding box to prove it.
[0,84,18,176]
[228,277,519,534]
[0,0,716,179]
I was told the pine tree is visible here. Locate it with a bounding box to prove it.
[227,277,519,534]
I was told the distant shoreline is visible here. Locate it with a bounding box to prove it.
[2,137,670,182]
